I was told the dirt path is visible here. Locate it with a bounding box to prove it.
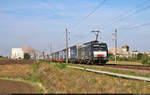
[0,79,36,93]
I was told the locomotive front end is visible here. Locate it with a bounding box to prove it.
[92,43,108,64]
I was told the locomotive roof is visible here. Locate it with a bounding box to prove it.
[51,40,107,54]
[83,40,99,45]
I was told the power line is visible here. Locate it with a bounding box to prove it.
[120,22,150,30]
[111,0,148,22]
[68,0,106,30]
[102,0,150,29]
[118,4,150,22]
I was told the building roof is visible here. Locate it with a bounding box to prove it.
[22,46,35,53]
[122,45,129,48]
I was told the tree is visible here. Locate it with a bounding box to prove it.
[141,54,149,65]
[108,53,114,61]
[24,53,31,60]
[137,53,143,60]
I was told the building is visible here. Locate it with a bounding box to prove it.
[11,48,24,59]
[108,45,139,58]
[11,46,43,59]
[22,46,36,59]
[108,47,122,55]
[122,45,129,53]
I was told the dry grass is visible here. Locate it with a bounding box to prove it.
[0,64,33,79]
[0,61,150,93]
[37,63,150,93]
[107,61,142,65]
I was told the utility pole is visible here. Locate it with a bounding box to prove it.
[115,29,117,64]
[49,42,52,59]
[42,51,45,59]
[66,28,68,64]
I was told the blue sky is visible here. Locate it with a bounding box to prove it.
[0,0,150,56]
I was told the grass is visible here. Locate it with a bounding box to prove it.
[40,62,150,93]
[107,61,143,66]
[55,63,66,69]
[38,60,51,64]
[0,60,150,93]
[68,63,150,78]
[0,58,7,60]
[0,63,43,93]
[0,77,43,93]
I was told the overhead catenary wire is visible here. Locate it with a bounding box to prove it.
[120,22,150,30]
[67,0,150,46]
[102,0,150,29]
[68,0,106,30]
[104,0,149,25]
[118,4,150,21]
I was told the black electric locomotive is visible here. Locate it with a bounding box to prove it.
[51,40,108,64]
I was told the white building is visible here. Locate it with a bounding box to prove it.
[11,48,24,59]
[11,46,44,59]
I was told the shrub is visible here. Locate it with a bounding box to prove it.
[147,59,150,65]
[137,53,143,60]
[24,53,31,60]
[141,54,149,65]
[108,54,115,61]
[141,59,148,65]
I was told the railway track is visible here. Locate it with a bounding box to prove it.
[100,64,150,71]
[41,59,150,71]
[72,62,150,71]
[104,64,150,67]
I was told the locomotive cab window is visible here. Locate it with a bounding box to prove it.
[93,44,107,51]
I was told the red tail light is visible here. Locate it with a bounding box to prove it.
[97,54,104,57]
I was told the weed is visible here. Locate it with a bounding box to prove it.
[1,61,150,93]
[55,63,66,69]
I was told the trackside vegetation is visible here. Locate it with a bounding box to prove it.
[24,53,31,60]
[108,53,150,65]
[0,59,150,93]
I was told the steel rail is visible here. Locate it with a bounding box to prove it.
[67,66,150,82]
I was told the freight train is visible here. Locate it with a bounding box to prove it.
[51,40,108,64]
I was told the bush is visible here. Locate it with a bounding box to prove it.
[24,53,31,60]
[0,56,4,58]
[137,53,143,60]
[108,54,115,61]
[141,59,148,65]
[147,60,150,65]
[141,54,150,65]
